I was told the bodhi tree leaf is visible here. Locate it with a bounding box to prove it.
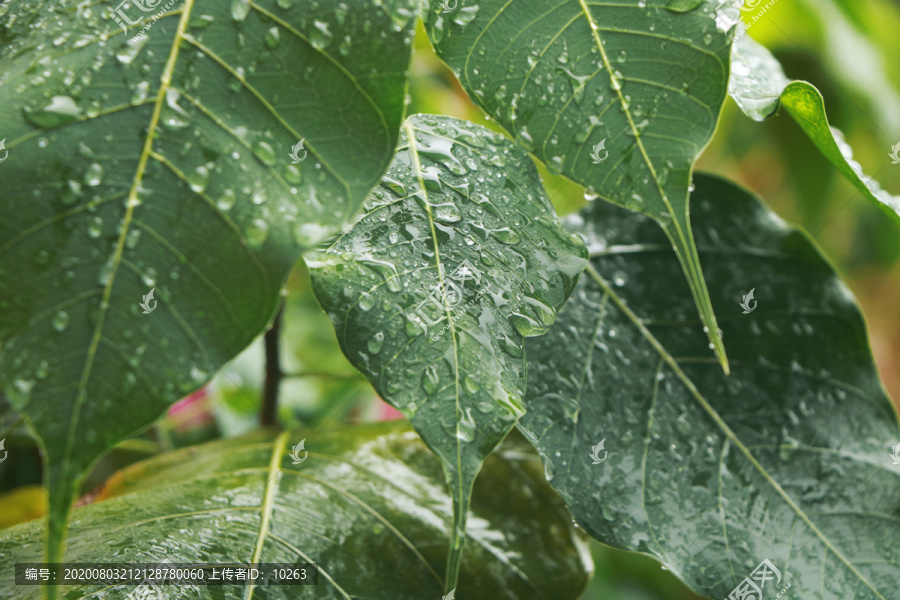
[0,421,592,600]
[424,0,733,370]
[0,0,416,579]
[729,35,900,226]
[518,174,900,599]
[308,114,588,590]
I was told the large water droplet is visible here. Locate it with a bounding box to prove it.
[253,140,277,166]
[367,332,385,354]
[27,96,81,128]
[231,0,251,21]
[53,310,70,332]
[84,163,104,187]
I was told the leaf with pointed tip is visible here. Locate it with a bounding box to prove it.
[308,114,588,590]
[0,422,591,600]
[424,0,734,370]
[729,35,900,227]
[0,0,416,581]
[518,174,900,599]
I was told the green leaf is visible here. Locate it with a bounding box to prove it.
[308,114,588,590]
[518,174,900,599]
[0,0,415,579]
[424,0,733,371]
[0,422,592,600]
[729,35,900,226]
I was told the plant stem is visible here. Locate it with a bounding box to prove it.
[261,305,283,426]
[444,503,467,594]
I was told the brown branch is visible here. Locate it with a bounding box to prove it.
[260,305,283,426]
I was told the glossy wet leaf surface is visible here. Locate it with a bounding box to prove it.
[308,114,587,588]
[424,0,733,368]
[0,0,416,570]
[729,35,900,227]
[0,422,591,600]
[518,174,900,599]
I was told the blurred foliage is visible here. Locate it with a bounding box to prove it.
[2,3,898,599]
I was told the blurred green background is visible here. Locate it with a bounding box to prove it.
[2,0,899,598]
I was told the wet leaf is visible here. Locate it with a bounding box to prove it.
[0,422,591,600]
[729,35,900,227]
[308,114,588,590]
[0,0,416,578]
[518,174,900,599]
[424,0,734,370]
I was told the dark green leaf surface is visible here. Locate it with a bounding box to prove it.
[308,114,587,589]
[729,35,900,226]
[518,174,900,599]
[0,0,415,574]
[424,0,733,369]
[0,422,592,600]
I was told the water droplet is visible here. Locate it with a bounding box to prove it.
[217,189,236,211]
[53,311,70,332]
[87,216,103,238]
[246,219,269,248]
[187,165,210,192]
[116,35,149,64]
[422,365,440,395]
[265,26,281,49]
[492,228,521,245]
[27,95,81,128]
[253,140,277,166]
[358,292,375,311]
[368,332,385,354]
[231,0,250,22]
[84,163,104,187]
[310,20,333,50]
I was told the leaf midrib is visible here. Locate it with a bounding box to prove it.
[584,263,886,599]
[402,121,464,498]
[63,0,198,474]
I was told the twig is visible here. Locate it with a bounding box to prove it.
[260,305,284,426]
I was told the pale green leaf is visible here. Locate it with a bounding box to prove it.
[729,35,900,227]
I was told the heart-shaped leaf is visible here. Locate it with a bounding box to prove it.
[424,0,734,370]
[0,422,592,600]
[517,173,900,599]
[729,35,900,226]
[0,0,416,576]
[308,114,588,590]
